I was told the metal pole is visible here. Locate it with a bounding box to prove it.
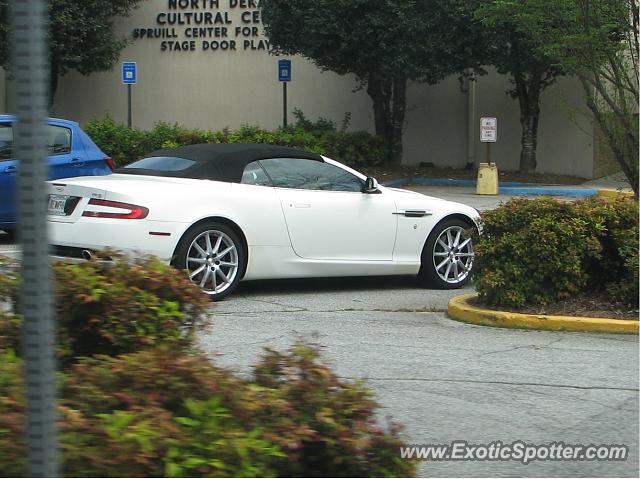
[127,84,132,128]
[9,0,58,476]
[466,71,476,169]
[282,82,287,128]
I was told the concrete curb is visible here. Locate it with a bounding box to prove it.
[382,177,598,197]
[448,293,639,335]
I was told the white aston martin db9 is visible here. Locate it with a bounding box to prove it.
[48,144,479,299]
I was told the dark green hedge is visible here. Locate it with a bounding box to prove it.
[83,110,386,169]
[472,197,639,308]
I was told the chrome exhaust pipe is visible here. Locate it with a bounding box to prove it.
[81,249,92,261]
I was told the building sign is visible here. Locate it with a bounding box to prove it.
[132,0,271,53]
[480,117,497,143]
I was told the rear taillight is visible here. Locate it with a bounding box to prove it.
[104,157,115,171]
[82,199,149,219]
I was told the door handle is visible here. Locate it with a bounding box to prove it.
[70,158,85,167]
[4,165,16,174]
[392,210,432,218]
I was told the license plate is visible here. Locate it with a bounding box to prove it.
[48,194,70,216]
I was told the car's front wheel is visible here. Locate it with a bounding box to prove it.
[418,218,475,289]
[172,221,245,300]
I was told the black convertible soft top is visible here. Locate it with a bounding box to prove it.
[115,143,324,183]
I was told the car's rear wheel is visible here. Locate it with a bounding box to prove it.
[172,222,245,300]
[418,218,475,289]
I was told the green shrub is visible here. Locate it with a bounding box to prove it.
[472,197,639,308]
[292,108,349,135]
[322,129,386,167]
[165,396,285,477]
[83,114,385,169]
[0,309,19,353]
[227,124,327,154]
[0,349,25,478]
[58,349,282,477]
[605,234,639,304]
[83,115,148,167]
[0,259,20,353]
[0,346,416,477]
[2,256,209,364]
[586,197,639,305]
[252,342,415,477]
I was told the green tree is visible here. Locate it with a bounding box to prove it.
[0,0,145,105]
[474,0,567,173]
[507,0,638,196]
[261,0,484,164]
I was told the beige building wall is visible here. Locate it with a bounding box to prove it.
[403,72,595,178]
[8,0,595,178]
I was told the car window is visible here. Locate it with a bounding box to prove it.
[241,160,272,186]
[0,123,72,159]
[259,158,363,192]
[124,156,197,171]
[46,125,71,156]
[0,123,12,161]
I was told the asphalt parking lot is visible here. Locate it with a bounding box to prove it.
[2,186,638,477]
[399,184,528,210]
[201,276,639,478]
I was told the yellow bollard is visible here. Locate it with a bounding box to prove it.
[476,162,498,195]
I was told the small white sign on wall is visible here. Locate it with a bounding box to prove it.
[480,117,497,143]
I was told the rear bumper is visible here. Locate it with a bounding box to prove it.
[48,217,186,262]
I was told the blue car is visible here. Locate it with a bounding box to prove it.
[0,115,113,232]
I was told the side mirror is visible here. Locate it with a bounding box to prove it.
[363,177,380,194]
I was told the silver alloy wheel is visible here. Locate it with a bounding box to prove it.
[432,225,474,284]
[185,229,239,295]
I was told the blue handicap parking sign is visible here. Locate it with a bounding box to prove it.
[122,62,137,85]
[278,59,291,82]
